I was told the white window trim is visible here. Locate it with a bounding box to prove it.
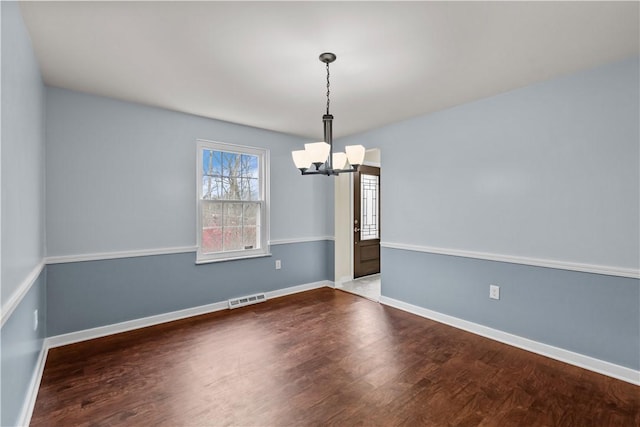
[196,139,270,264]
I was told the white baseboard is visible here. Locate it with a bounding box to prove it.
[17,344,49,427]
[379,296,639,386]
[48,280,333,349]
[46,300,228,349]
[266,280,332,298]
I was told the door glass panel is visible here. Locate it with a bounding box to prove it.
[360,174,379,240]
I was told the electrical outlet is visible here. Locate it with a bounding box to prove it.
[33,309,39,331]
[275,260,281,270]
[489,285,500,300]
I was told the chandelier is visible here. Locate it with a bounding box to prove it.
[291,53,365,175]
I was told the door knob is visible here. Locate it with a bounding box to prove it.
[354,227,360,232]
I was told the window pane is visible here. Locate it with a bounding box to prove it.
[202,150,260,202]
[243,203,259,226]
[243,203,259,250]
[219,152,236,201]
[223,226,243,251]
[238,177,249,200]
[202,227,223,253]
[201,202,222,253]
[202,149,221,176]
[241,154,259,178]
[248,178,259,200]
[223,203,245,251]
[243,226,257,249]
[224,203,242,227]
[202,202,222,227]
[202,176,223,200]
[203,150,223,200]
[222,152,239,177]
[360,174,379,240]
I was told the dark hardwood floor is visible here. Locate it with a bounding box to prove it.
[31,288,639,426]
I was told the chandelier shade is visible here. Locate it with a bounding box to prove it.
[332,152,348,170]
[345,145,366,166]
[292,53,366,176]
[304,141,331,164]
[291,150,312,169]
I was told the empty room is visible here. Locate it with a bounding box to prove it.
[2,1,639,426]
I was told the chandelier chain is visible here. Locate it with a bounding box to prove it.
[326,62,330,115]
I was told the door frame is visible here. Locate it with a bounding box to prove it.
[334,149,381,287]
[349,158,381,281]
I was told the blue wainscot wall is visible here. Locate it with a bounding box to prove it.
[47,241,334,336]
[381,247,639,372]
[1,270,47,427]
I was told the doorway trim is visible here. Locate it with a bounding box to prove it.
[334,149,381,287]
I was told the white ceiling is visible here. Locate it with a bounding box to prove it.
[20,1,639,140]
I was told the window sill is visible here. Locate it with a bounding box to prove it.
[195,252,272,265]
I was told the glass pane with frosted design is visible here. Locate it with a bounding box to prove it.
[360,174,379,240]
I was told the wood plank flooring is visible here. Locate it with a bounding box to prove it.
[31,288,639,426]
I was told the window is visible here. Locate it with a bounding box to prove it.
[196,140,269,263]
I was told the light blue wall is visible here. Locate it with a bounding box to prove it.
[47,241,332,336]
[1,1,45,305]
[338,57,640,370]
[1,2,47,425]
[340,57,639,270]
[45,87,334,257]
